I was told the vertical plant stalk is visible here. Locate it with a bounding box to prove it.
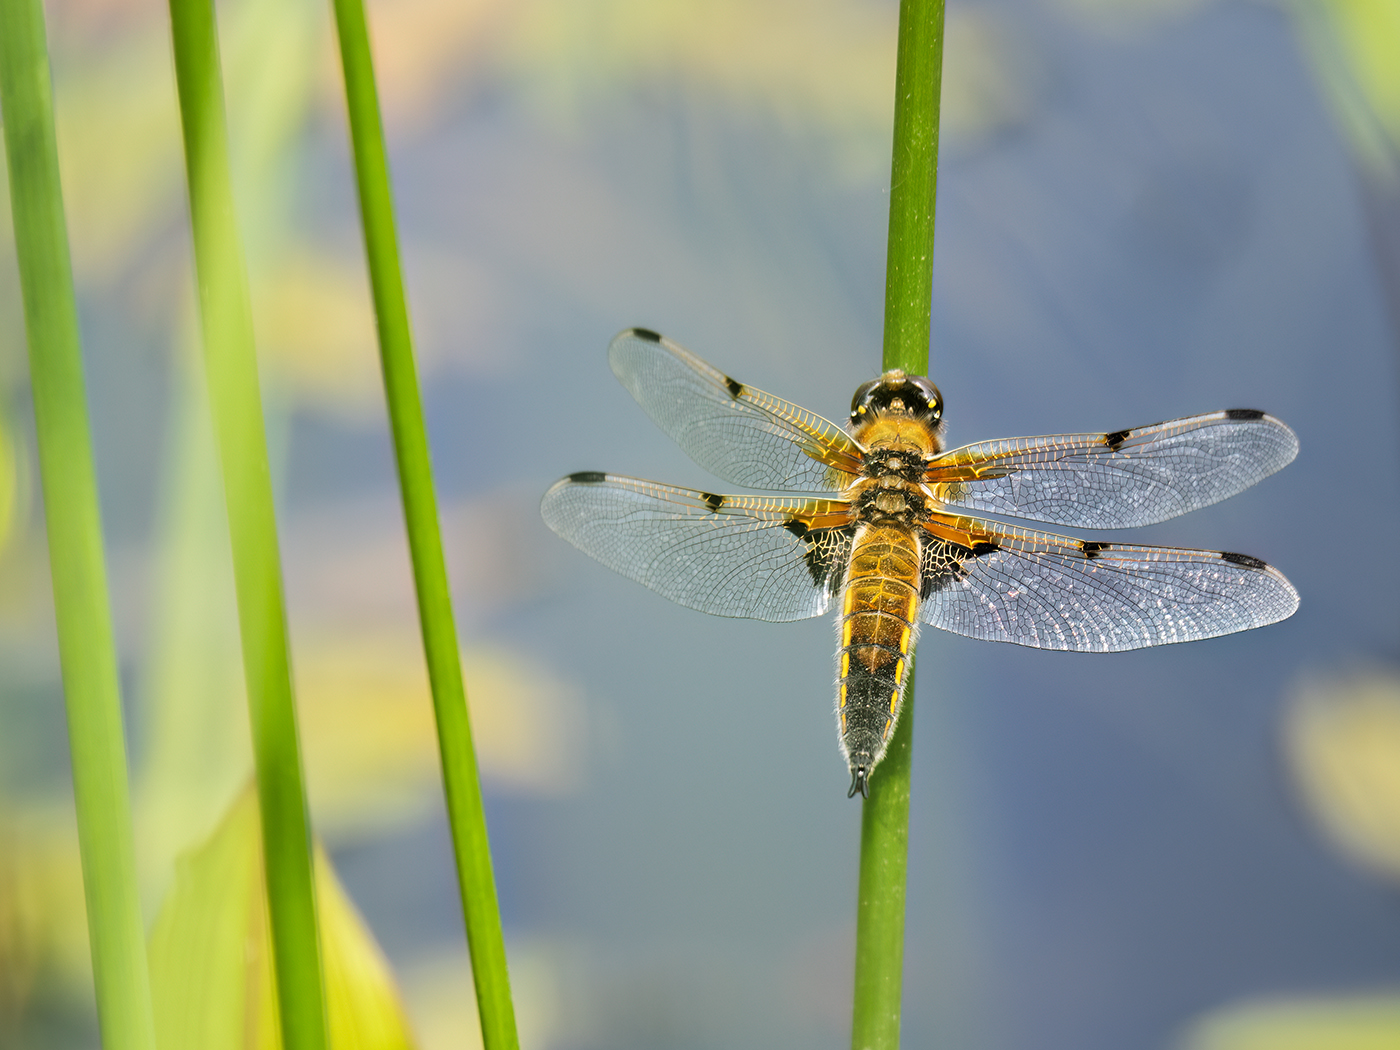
[327,3,520,1048]
[166,1,328,1047]
[852,1,946,1048]
[0,3,157,1048]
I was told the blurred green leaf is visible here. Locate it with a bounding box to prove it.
[148,786,263,1050]
[149,786,417,1050]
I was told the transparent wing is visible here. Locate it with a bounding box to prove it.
[541,472,856,621]
[918,511,1298,652]
[609,328,864,492]
[925,410,1298,529]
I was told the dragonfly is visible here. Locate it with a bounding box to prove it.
[541,329,1299,797]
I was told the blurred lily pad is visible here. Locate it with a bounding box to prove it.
[1178,672,1400,1049]
[1285,671,1400,883]
[1180,992,1400,1050]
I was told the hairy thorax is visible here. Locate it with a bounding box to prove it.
[848,415,943,528]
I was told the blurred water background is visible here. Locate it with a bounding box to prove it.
[2,0,1399,1048]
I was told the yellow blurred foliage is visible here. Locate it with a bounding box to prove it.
[1290,0,1400,180]
[403,942,562,1050]
[0,630,580,1031]
[0,410,19,557]
[1180,992,1400,1050]
[0,818,39,1022]
[364,0,1022,149]
[148,786,416,1050]
[296,632,585,840]
[254,250,382,412]
[51,26,183,280]
[0,807,104,1020]
[1286,671,1400,883]
[506,0,893,128]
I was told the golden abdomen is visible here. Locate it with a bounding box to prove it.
[837,523,922,787]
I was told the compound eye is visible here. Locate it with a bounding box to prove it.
[849,377,884,425]
[906,376,944,421]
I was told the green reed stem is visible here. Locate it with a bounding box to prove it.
[881,0,945,378]
[327,3,520,1047]
[853,0,945,1048]
[166,2,327,1047]
[0,5,157,1048]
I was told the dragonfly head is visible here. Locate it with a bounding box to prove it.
[850,370,944,428]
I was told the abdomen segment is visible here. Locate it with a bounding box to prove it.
[838,524,922,796]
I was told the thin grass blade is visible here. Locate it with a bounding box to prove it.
[0,2,157,1047]
[165,1,327,1046]
[326,2,519,1047]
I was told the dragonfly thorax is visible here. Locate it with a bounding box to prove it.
[860,447,929,482]
[851,474,929,528]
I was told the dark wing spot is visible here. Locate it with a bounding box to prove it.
[631,327,663,343]
[1105,428,1132,452]
[799,527,851,590]
[567,471,607,484]
[1220,551,1267,569]
[970,541,1000,557]
[700,491,725,512]
[725,375,745,399]
[1225,408,1266,421]
[1081,541,1107,558]
[920,538,972,597]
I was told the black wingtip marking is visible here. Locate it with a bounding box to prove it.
[970,541,1000,557]
[1081,541,1108,558]
[848,767,869,799]
[1221,551,1268,569]
[1225,408,1266,421]
[631,327,663,343]
[700,491,725,512]
[567,471,607,484]
[1105,428,1131,452]
[724,375,744,399]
